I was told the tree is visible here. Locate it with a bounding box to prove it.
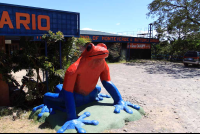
[0,30,91,107]
[147,0,200,59]
[147,0,200,41]
[106,43,121,62]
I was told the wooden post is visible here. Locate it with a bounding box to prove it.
[0,74,10,106]
[59,41,62,83]
[0,36,5,52]
[45,41,49,92]
[0,37,9,106]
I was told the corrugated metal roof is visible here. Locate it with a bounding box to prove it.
[80,30,132,37]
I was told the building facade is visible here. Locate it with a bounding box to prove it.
[80,30,159,60]
[0,2,159,60]
[0,2,80,55]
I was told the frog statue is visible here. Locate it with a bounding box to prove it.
[33,43,140,133]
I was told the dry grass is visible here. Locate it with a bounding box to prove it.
[0,109,56,133]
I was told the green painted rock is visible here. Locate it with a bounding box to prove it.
[29,98,145,133]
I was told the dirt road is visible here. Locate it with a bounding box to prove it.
[1,60,200,133]
[100,61,200,133]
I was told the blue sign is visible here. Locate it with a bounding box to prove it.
[80,35,159,43]
[0,3,80,37]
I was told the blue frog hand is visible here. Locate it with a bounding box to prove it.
[114,100,140,114]
[96,93,111,101]
[57,112,99,133]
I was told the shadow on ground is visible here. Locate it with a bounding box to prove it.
[124,61,200,79]
[39,122,53,130]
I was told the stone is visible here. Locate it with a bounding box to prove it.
[123,129,128,132]
[29,98,145,133]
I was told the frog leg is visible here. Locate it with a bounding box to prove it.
[33,92,65,118]
[102,80,140,114]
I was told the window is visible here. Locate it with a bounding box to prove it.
[185,52,197,57]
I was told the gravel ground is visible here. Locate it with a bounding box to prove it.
[99,60,200,133]
[2,60,200,133]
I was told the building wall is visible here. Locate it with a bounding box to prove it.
[81,34,158,61]
[127,43,152,60]
[0,3,80,37]
[121,43,152,60]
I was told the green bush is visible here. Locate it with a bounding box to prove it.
[107,43,122,62]
[0,30,91,107]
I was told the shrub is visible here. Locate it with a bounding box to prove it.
[107,43,121,62]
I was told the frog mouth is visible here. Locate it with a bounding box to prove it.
[89,53,109,57]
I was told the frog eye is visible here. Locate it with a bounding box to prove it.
[87,44,92,51]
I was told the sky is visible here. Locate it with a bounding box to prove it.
[0,0,156,36]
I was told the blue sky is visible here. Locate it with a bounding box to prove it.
[0,0,155,36]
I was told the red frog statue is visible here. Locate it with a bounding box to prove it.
[33,43,140,133]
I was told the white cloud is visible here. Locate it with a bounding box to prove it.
[116,23,120,26]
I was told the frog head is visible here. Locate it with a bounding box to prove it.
[81,43,109,60]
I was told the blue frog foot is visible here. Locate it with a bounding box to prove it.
[127,102,140,110]
[114,101,140,114]
[32,104,44,112]
[96,93,111,101]
[57,112,99,133]
[32,104,55,118]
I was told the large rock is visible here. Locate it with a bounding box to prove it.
[30,98,144,133]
